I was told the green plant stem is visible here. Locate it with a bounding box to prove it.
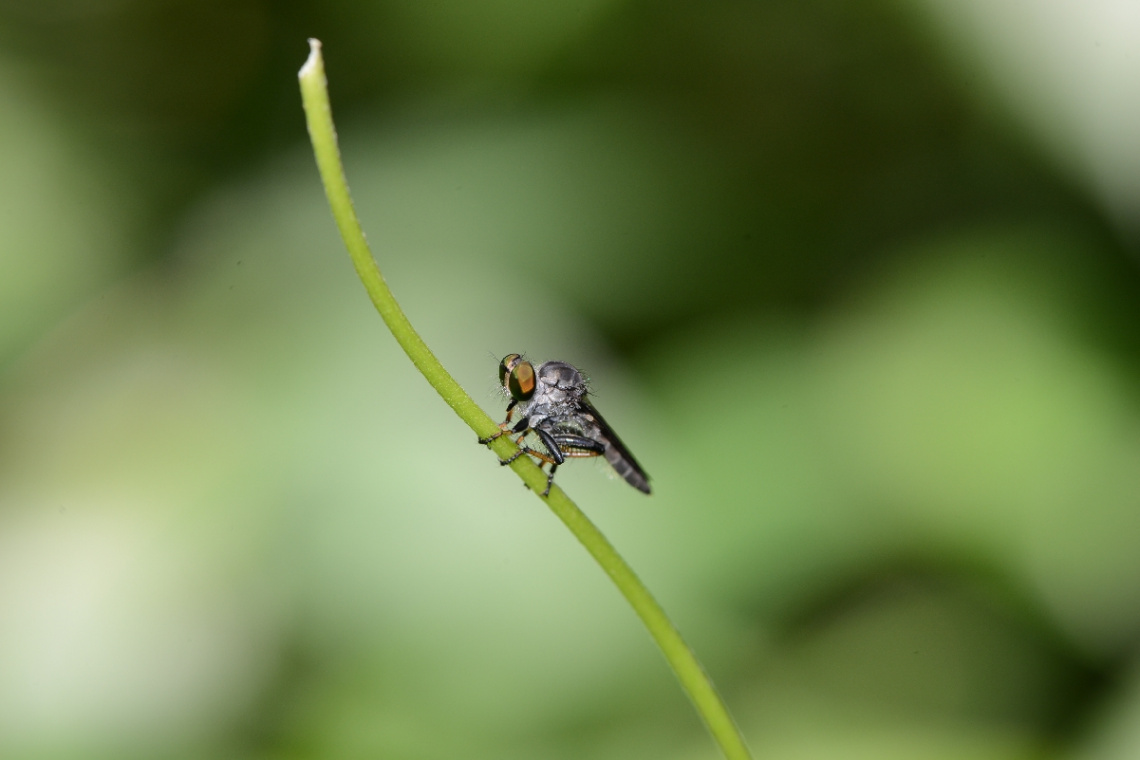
[299,38,751,760]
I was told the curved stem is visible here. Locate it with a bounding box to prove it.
[298,39,751,760]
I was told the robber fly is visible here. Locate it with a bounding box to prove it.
[478,354,651,496]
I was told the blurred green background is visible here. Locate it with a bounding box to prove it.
[1,1,1139,758]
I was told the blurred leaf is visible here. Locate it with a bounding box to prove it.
[0,69,133,365]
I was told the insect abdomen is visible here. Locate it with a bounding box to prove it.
[604,444,651,494]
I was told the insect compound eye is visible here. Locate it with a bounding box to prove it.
[498,353,523,387]
[507,360,536,401]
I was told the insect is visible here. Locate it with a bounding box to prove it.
[479,353,651,496]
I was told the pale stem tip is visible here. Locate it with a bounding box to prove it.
[300,38,323,78]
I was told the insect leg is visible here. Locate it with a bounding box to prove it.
[548,434,606,457]
[542,464,558,497]
[477,402,521,444]
[497,422,559,469]
[532,428,566,496]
